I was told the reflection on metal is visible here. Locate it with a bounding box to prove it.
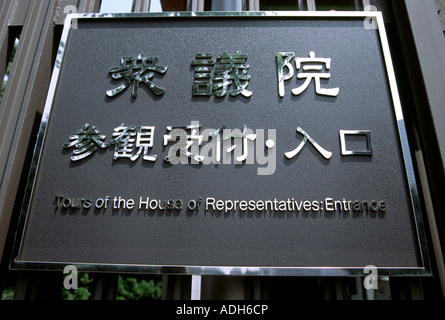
[285,127,332,160]
[211,0,243,11]
[163,124,205,163]
[214,51,252,98]
[63,123,108,161]
[134,126,158,161]
[208,125,226,163]
[106,52,167,98]
[340,130,373,156]
[277,51,339,98]
[11,11,432,277]
[292,51,339,97]
[110,124,157,161]
[223,124,257,162]
[192,53,216,96]
[191,51,252,98]
[276,52,295,98]
[266,139,275,149]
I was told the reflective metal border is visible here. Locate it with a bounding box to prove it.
[10,11,432,277]
[339,130,373,156]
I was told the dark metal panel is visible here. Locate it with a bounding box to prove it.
[10,13,430,277]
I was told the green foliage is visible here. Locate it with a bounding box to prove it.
[1,286,14,300]
[116,275,162,300]
[60,273,162,300]
[61,273,92,300]
[0,80,6,102]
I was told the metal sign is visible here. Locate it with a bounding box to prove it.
[11,12,431,276]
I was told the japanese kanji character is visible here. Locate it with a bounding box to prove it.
[132,126,157,161]
[110,124,157,161]
[292,51,339,97]
[164,123,204,164]
[276,52,296,98]
[106,52,167,98]
[213,51,252,98]
[285,127,332,160]
[63,123,108,161]
[110,124,136,160]
[339,130,373,156]
[207,125,226,163]
[223,124,257,162]
[191,53,216,96]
